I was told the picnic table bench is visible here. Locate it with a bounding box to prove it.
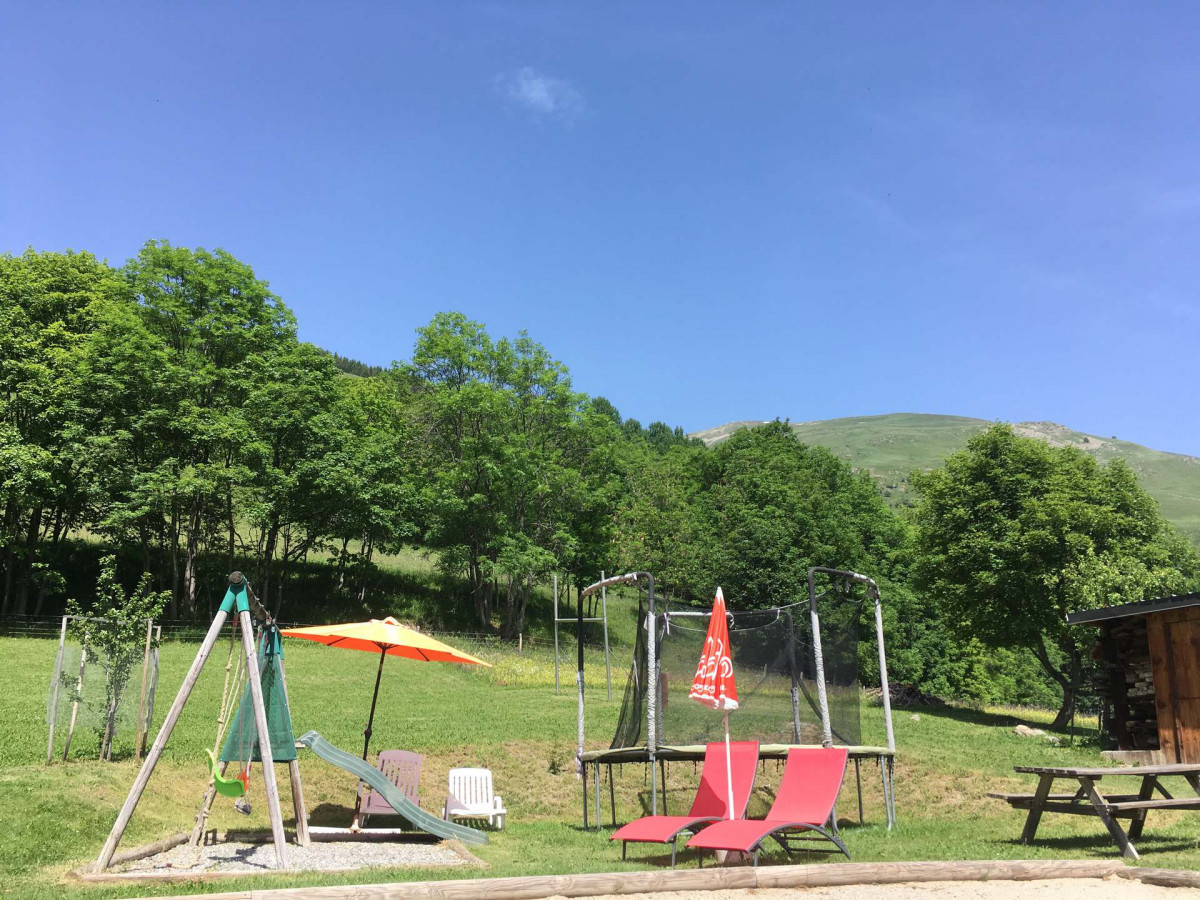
[990,763,1200,859]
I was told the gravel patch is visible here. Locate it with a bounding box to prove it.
[117,839,472,874]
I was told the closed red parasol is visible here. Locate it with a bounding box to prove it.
[688,587,739,818]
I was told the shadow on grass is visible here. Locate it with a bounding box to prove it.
[901,702,1104,743]
[995,832,1198,857]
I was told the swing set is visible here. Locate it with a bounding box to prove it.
[94,573,308,873]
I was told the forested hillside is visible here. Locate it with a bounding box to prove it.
[694,413,1200,545]
[3,242,1197,713]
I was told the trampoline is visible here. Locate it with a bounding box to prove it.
[574,569,897,831]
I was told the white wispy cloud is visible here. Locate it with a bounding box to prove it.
[495,67,584,123]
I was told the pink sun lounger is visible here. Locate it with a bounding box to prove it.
[611,741,759,867]
[687,746,850,865]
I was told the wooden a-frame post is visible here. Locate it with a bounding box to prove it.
[94,573,290,872]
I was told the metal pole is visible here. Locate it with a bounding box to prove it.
[807,570,834,748]
[874,587,896,754]
[646,576,658,816]
[576,579,585,786]
[46,616,68,764]
[553,574,560,694]
[601,571,612,700]
[786,610,802,742]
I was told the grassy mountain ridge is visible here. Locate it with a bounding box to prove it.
[690,413,1200,545]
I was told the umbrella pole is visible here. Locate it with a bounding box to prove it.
[351,648,387,829]
[723,709,735,820]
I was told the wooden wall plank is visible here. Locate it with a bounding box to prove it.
[1147,614,1179,763]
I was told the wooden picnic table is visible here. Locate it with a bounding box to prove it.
[989,763,1200,859]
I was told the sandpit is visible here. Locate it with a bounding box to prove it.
[113,838,471,875]
[568,877,1191,900]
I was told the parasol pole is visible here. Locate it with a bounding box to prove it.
[723,708,735,819]
[351,645,388,829]
[363,645,387,760]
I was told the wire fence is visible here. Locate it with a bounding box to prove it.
[0,614,613,653]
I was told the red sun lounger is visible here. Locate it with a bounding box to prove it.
[611,741,759,867]
[686,746,850,865]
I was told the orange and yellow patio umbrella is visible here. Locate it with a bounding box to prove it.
[281,617,490,760]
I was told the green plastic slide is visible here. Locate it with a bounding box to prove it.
[297,730,488,845]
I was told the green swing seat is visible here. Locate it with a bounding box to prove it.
[205,749,247,798]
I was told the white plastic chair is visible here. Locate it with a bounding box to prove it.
[442,767,506,829]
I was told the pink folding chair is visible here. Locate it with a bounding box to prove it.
[611,741,759,867]
[360,749,422,827]
[687,746,849,864]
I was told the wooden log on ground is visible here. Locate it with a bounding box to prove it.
[1124,867,1200,888]
[108,833,189,867]
[755,859,1125,889]
[154,858,1125,900]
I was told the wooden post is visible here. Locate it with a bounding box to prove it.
[288,760,311,847]
[62,628,89,761]
[46,616,69,764]
[135,618,154,764]
[95,607,231,871]
[274,638,310,847]
[238,609,290,868]
[143,625,162,757]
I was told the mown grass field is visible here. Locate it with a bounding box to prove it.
[4,617,1200,900]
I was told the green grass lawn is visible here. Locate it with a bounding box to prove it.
[3,631,1200,900]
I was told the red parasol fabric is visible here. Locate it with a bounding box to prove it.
[688,587,739,818]
[689,587,739,711]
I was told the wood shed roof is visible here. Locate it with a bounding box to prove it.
[1067,593,1200,626]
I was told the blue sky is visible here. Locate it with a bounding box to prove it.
[3,3,1199,454]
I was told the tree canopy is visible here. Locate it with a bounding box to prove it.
[913,423,1200,724]
[4,242,1198,714]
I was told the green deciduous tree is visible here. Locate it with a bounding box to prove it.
[402,312,602,635]
[0,249,127,615]
[913,423,1200,726]
[120,240,296,615]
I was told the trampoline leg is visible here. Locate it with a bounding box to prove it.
[582,761,589,830]
[659,759,668,814]
[887,756,897,829]
[622,840,626,861]
[609,763,617,827]
[880,758,887,826]
[753,847,761,866]
[855,758,864,826]
[671,836,677,868]
[594,759,601,829]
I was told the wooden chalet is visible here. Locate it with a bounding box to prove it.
[1069,593,1200,764]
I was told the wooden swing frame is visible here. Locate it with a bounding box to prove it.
[94,573,309,873]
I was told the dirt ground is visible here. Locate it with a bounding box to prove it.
[559,876,1198,900]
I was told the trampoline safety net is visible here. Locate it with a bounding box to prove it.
[610,579,864,750]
